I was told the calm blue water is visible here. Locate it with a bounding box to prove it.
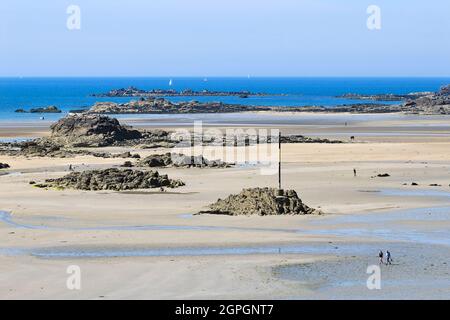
[0,77,449,122]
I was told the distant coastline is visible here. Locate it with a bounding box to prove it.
[68,84,449,115]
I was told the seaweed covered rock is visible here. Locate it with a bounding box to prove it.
[0,140,140,158]
[49,114,142,147]
[37,168,185,191]
[0,163,10,169]
[137,153,232,168]
[199,187,322,216]
[0,140,75,157]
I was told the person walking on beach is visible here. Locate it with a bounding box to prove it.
[378,250,384,264]
[386,250,392,265]
[353,168,357,177]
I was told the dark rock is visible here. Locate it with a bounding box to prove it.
[198,187,322,216]
[49,114,142,147]
[121,161,133,168]
[0,163,10,169]
[377,173,390,177]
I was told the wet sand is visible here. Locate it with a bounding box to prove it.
[0,112,449,299]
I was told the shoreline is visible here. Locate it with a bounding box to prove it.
[1,111,449,299]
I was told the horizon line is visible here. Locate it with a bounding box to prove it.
[1,75,450,79]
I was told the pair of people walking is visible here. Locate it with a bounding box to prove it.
[378,250,392,265]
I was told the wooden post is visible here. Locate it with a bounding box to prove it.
[278,131,281,190]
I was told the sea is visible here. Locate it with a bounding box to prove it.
[0,77,449,122]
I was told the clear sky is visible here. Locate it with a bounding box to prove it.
[1,0,449,77]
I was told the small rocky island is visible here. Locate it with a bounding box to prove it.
[332,84,450,114]
[81,98,270,114]
[92,86,269,98]
[199,187,322,216]
[35,168,185,191]
[15,106,62,113]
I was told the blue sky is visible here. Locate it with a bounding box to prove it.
[1,0,449,77]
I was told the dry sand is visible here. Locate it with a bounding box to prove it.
[0,113,449,299]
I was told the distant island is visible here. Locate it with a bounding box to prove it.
[15,106,62,113]
[77,98,271,114]
[91,86,271,98]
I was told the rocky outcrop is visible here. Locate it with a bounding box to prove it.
[36,168,185,191]
[402,84,450,114]
[0,163,10,169]
[199,187,322,216]
[92,87,268,98]
[337,93,429,101]
[15,106,62,113]
[83,98,271,114]
[0,140,140,158]
[0,140,74,157]
[274,104,404,114]
[281,135,342,144]
[0,115,176,157]
[136,153,233,168]
[438,84,450,95]
[49,114,142,147]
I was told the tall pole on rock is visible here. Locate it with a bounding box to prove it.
[278,131,281,190]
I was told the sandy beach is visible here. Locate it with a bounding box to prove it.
[1,112,449,300]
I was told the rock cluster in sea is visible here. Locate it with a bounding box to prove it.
[15,106,62,113]
[0,163,10,169]
[404,84,450,114]
[199,187,322,216]
[91,86,264,98]
[36,168,185,191]
[136,153,233,168]
[84,98,270,114]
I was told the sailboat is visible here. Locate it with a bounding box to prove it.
[169,79,173,86]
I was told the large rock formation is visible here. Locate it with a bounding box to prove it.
[403,84,450,114]
[0,115,175,157]
[199,187,322,216]
[136,153,233,168]
[37,168,185,191]
[49,114,142,147]
[0,163,10,169]
[84,98,270,114]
